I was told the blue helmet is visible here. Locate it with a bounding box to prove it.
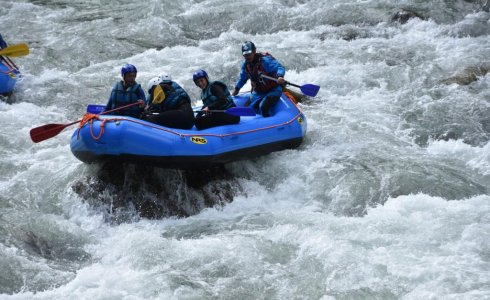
[241,41,256,55]
[121,64,137,77]
[192,69,208,84]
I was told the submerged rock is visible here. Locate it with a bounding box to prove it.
[391,9,423,24]
[0,93,15,104]
[440,63,490,85]
[72,162,241,221]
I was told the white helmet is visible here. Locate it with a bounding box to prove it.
[159,73,172,83]
[146,76,161,91]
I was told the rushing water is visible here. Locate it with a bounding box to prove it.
[1,0,489,299]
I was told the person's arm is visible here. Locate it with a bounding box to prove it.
[233,62,248,95]
[137,85,146,103]
[207,83,230,110]
[104,86,115,112]
[263,56,286,85]
[136,85,146,108]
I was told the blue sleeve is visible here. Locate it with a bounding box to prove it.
[262,56,285,77]
[234,62,249,90]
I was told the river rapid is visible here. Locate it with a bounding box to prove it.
[0,0,489,299]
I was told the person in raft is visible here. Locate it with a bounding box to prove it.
[143,73,194,129]
[232,41,286,117]
[104,63,146,118]
[0,34,8,49]
[192,69,240,130]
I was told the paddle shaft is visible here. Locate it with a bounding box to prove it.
[261,74,298,87]
[261,74,319,97]
[195,107,256,116]
[0,54,18,70]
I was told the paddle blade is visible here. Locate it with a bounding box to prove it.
[225,107,256,116]
[87,104,106,114]
[30,122,77,143]
[0,43,29,57]
[300,84,320,97]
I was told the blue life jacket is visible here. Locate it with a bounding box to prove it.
[201,81,235,109]
[108,81,144,117]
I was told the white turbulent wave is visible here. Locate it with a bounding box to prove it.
[1,0,489,299]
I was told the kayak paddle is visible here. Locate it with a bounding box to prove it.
[0,43,29,58]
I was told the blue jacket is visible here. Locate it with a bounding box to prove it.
[105,81,146,118]
[235,54,285,93]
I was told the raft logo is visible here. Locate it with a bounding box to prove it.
[190,136,207,145]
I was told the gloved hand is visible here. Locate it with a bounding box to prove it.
[232,88,239,96]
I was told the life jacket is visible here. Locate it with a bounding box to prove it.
[245,52,280,93]
[201,81,235,109]
[150,82,190,111]
[110,81,142,109]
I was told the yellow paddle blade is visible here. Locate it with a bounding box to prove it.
[0,43,29,57]
[152,85,166,104]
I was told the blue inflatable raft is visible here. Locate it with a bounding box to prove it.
[70,92,307,169]
[0,58,19,95]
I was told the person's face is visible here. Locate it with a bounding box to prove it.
[195,77,208,90]
[243,52,255,63]
[123,72,137,85]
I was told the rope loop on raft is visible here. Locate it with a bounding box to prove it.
[77,113,108,140]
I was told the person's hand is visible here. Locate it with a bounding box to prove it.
[232,88,239,96]
[137,99,145,108]
[277,77,285,85]
[202,106,211,114]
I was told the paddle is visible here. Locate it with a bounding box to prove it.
[0,43,29,58]
[195,107,256,117]
[30,102,141,143]
[86,104,106,114]
[261,74,320,97]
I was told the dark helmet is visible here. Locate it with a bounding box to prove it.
[121,64,137,77]
[241,41,256,55]
[192,69,208,85]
